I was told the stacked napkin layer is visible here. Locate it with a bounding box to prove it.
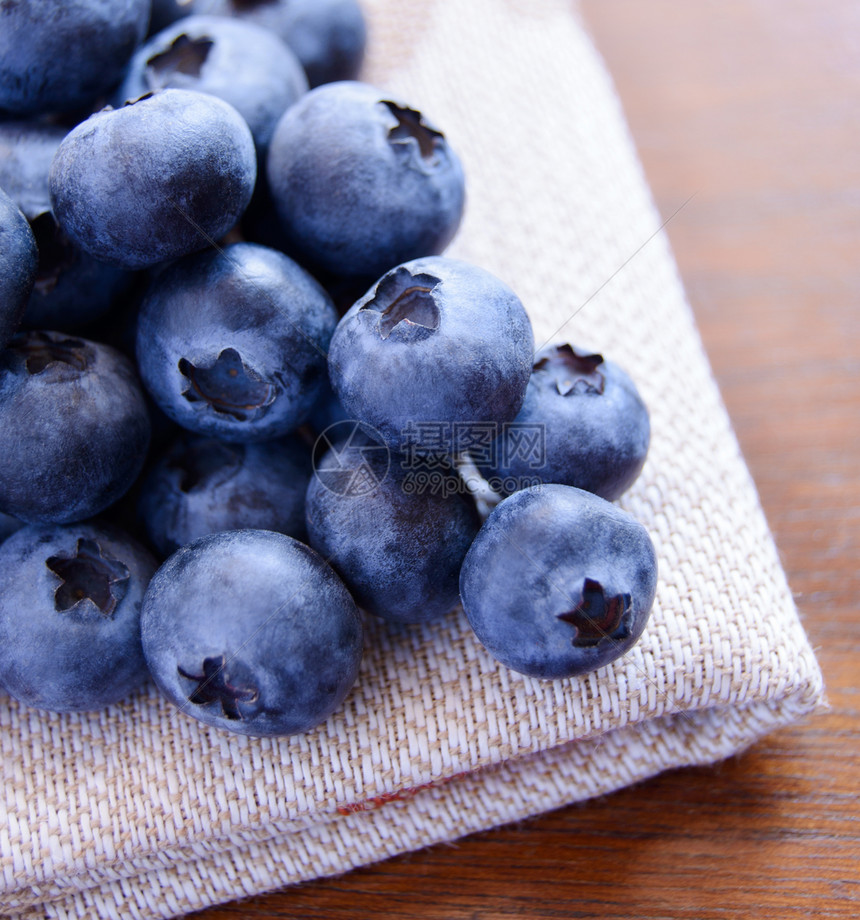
[0,1,824,917]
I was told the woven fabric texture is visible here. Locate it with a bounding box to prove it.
[1,1,825,918]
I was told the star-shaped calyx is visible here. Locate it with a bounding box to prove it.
[360,266,441,341]
[11,330,89,375]
[178,655,259,721]
[45,538,130,616]
[383,100,445,162]
[145,33,214,88]
[178,348,277,421]
[556,578,632,647]
[534,344,605,396]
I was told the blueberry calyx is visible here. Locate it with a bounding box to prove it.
[145,34,215,88]
[534,344,605,396]
[382,101,444,163]
[178,654,259,721]
[45,537,131,616]
[11,331,91,375]
[361,267,441,341]
[556,578,632,647]
[178,348,277,421]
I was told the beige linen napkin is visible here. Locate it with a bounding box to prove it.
[0,1,825,917]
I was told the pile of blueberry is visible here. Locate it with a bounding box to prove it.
[0,0,657,738]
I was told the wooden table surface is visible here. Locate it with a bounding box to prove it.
[192,2,859,917]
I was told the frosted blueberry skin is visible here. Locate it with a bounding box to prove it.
[0,187,37,349]
[0,122,137,330]
[328,257,534,454]
[116,15,308,155]
[136,242,337,442]
[194,0,366,88]
[306,438,481,624]
[49,89,257,270]
[0,0,151,117]
[141,529,363,737]
[0,331,151,524]
[482,344,651,501]
[267,82,465,280]
[139,431,312,558]
[460,485,658,680]
[0,522,157,712]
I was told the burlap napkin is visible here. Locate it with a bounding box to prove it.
[0,1,825,917]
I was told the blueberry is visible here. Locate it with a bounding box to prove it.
[0,0,151,116]
[306,431,481,624]
[25,213,139,331]
[0,522,157,712]
[460,484,658,679]
[50,89,256,269]
[148,0,193,34]
[0,331,151,524]
[116,15,308,155]
[328,256,534,454]
[0,122,137,330]
[141,529,363,737]
[308,376,352,434]
[0,186,38,349]
[0,512,24,545]
[194,0,367,87]
[139,431,312,557]
[267,82,465,280]
[482,344,650,501]
[136,242,337,441]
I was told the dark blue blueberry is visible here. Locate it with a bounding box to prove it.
[0,122,138,330]
[148,0,193,34]
[141,529,363,737]
[25,212,139,330]
[50,89,256,269]
[0,0,151,116]
[267,82,465,280]
[194,0,366,87]
[139,431,312,557]
[0,522,157,711]
[0,512,24,545]
[136,242,337,441]
[0,186,37,349]
[116,15,308,155]
[0,331,151,524]
[328,256,534,454]
[460,484,658,680]
[239,173,379,316]
[482,344,650,501]
[308,376,351,434]
[306,432,481,624]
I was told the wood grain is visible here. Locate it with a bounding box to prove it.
[189,1,860,916]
